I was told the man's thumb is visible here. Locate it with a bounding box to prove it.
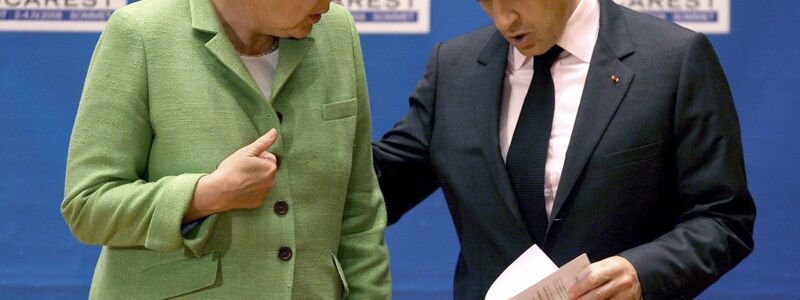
[244,128,278,156]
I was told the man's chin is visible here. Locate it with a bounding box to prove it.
[515,44,552,57]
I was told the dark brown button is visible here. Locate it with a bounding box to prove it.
[276,111,284,123]
[274,154,281,168]
[278,247,293,261]
[274,201,289,215]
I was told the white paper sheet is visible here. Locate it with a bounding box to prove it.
[511,253,590,300]
[485,245,557,300]
[486,244,590,300]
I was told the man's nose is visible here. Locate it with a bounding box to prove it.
[492,1,517,32]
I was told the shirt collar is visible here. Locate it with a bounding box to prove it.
[509,0,600,70]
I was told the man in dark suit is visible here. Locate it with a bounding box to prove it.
[373,0,756,299]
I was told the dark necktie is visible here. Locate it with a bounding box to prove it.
[505,46,563,245]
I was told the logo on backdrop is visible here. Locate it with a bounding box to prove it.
[0,0,126,32]
[614,0,730,34]
[338,0,430,34]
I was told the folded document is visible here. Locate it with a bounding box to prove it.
[485,245,590,300]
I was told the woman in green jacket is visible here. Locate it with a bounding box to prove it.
[62,0,391,298]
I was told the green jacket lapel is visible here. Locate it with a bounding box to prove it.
[189,0,277,134]
[271,37,314,101]
[189,0,260,96]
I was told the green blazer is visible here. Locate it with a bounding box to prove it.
[62,0,391,298]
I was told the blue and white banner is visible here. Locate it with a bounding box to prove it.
[339,0,430,34]
[615,0,730,34]
[0,0,126,32]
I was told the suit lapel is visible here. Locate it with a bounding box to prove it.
[548,0,636,223]
[189,0,274,134]
[190,0,261,98]
[265,38,312,153]
[271,38,314,101]
[473,31,527,229]
[204,36,261,98]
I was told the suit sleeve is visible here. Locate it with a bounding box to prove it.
[335,11,392,298]
[618,33,756,299]
[62,10,216,256]
[371,44,443,225]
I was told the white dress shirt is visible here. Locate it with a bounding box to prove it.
[240,49,280,104]
[499,0,600,217]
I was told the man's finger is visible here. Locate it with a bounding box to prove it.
[243,128,278,156]
[568,264,608,300]
[576,280,618,300]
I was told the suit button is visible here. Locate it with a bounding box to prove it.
[276,111,284,123]
[274,201,289,215]
[274,154,281,168]
[278,247,293,261]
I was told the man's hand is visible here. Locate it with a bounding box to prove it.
[184,129,280,222]
[568,256,642,300]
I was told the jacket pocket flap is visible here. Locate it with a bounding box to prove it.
[142,252,219,299]
[323,98,357,121]
[594,140,663,169]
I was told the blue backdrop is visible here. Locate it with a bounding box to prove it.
[1,0,798,298]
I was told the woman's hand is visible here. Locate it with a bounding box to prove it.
[184,129,280,222]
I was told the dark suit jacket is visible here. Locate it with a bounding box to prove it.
[373,0,755,299]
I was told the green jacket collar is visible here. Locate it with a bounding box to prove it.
[189,0,314,102]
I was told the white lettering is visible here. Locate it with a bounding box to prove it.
[0,0,112,9]
[616,0,715,10]
[345,0,416,10]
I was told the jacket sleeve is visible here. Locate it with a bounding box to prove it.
[618,33,756,300]
[62,10,216,256]
[371,42,443,225]
[335,10,392,299]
